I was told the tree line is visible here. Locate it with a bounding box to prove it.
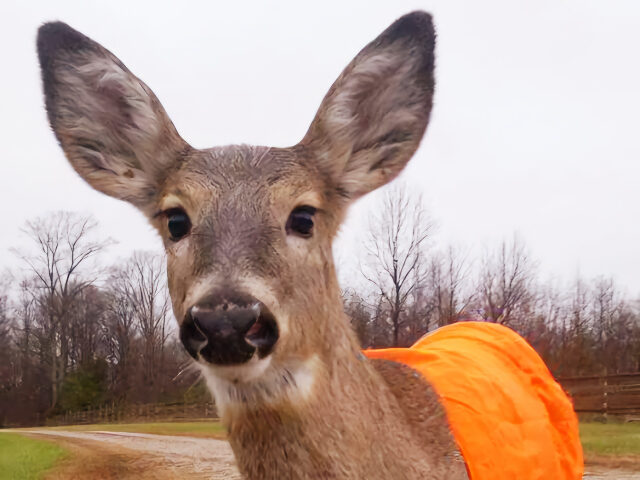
[0,212,202,426]
[1,191,639,426]
[345,187,640,378]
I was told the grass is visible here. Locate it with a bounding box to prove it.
[12,420,640,471]
[26,420,227,440]
[580,421,640,458]
[0,432,67,480]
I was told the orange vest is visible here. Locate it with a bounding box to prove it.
[364,322,583,480]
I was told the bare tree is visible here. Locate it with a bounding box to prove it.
[361,185,435,346]
[13,212,108,411]
[0,283,15,425]
[428,246,474,327]
[67,285,107,367]
[131,252,172,396]
[477,236,536,327]
[342,289,372,348]
[0,284,11,351]
[520,282,565,373]
[567,278,596,375]
[105,252,172,400]
[590,277,637,374]
[402,272,434,344]
[102,267,139,399]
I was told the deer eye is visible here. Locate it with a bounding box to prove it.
[166,208,191,241]
[286,206,316,238]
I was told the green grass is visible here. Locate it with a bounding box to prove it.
[0,432,67,480]
[26,420,226,439]
[580,422,640,457]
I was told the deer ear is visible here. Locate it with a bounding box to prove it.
[301,12,435,200]
[37,22,188,214]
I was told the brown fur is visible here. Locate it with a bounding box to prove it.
[225,357,468,479]
[37,11,469,479]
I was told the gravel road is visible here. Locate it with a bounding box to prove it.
[20,430,640,479]
[26,430,241,479]
[584,466,640,479]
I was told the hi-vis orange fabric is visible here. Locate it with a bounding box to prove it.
[364,322,583,480]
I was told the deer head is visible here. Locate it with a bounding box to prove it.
[37,12,435,410]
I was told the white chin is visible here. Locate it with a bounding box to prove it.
[198,354,319,413]
[199,353,272,384]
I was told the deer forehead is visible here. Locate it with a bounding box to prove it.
[157,146,327,224]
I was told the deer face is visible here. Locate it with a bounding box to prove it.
[37,13,435,393]
[154,145,344,382]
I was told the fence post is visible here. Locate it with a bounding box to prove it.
[603,376,608,419]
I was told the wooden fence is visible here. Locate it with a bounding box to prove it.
[48,401,218,426]
[559,373,640,416]
[45,373,640,425]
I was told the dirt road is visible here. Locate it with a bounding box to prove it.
[20,430,640,479]
[584,466,640,480]
[25,430,241,479]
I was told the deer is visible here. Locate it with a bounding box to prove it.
[37,12,583,480]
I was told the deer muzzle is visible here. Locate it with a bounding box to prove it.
[180,292,279,365]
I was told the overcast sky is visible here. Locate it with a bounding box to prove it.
[2,0,639,295]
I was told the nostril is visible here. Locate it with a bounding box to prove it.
[180,309,208,360]
[188,306,209,339]
[222,303,229,311]
[244,308,279,358]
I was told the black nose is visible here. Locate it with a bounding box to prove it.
[180,292,279,365]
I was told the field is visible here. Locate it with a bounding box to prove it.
[2,420,639,479]
[0,432,67,479]
[580,422,640,462]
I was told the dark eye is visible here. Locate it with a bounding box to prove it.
[286,206,316,238]
[166,209,191,241]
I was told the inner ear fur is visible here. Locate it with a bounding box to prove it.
[301,11,436,200]
[37,22,189,214]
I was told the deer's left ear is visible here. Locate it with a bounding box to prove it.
[301,12,435,200]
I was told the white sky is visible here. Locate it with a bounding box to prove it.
[1,0,639,295]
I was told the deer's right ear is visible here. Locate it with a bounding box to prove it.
[37,22,188,214]
[301,12,435,201]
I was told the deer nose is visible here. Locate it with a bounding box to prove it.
[180,293,279,365]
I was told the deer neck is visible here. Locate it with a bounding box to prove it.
[217,305,430,479]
